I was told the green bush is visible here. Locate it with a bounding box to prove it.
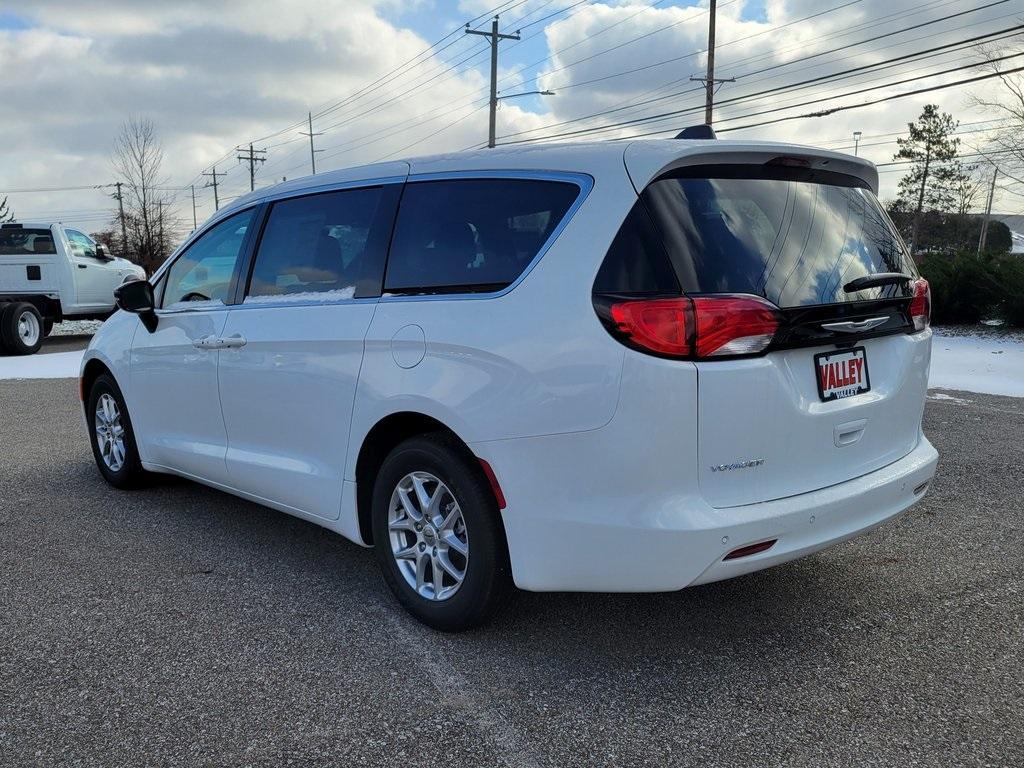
[995,257,1024,328]
[918,253,1003,325]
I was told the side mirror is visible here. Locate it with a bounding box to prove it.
[114,280,158,333]
[96,243,115,261]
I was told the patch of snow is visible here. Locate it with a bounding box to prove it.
[0,350,83,379]
[52,319,103,336]
[164,299,226,311]
[927,392,973,405]
[243,287,357,304]
[930,331,1024,398]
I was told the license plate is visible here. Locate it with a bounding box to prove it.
[815,347,870,402]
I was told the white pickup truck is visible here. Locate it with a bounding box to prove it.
[0,222,146,355]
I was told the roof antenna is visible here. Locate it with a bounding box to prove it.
[675,124,717,140]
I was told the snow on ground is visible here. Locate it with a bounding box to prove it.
[929,331,1024,398]
[0,328,1021,398]
[0,350,83,380]
[51,319,103,336]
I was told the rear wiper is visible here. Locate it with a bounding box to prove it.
[843,273,912,293]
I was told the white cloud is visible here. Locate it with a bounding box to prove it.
[0,0,1016,239]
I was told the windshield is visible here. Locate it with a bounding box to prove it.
[0,228,56,256]
[642,166,917,307]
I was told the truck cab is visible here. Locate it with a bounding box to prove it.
[0,222,145,354]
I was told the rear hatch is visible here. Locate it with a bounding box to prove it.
[598,153,930,508]
[0,225,60,294]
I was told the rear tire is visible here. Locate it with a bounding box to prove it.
[0,302,44,355]
[42,319,54,338]
[371,434,512,631]
[87,374,148,489]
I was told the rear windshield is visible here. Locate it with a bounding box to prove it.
[0,228,56,255]
[640,166,916,307]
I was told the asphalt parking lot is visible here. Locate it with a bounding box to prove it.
[1,344,1022,766]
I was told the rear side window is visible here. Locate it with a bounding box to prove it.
[641,165,917,307]
[0,228,56,255]
[593,201,680,295]
[246,186,390,302]
[384,178,579,294]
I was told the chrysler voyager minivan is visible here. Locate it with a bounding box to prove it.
[82,139,938,629]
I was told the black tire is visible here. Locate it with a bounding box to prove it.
[0,302,44,355]
[371,434,512,631]
[87,373,148,489]
[42,319,54,338]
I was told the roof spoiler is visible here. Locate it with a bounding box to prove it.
[674,124,717,140]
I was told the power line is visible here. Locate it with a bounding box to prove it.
[497,2,1016,144]
[509,43,1024,145]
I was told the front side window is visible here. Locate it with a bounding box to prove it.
[246,186,386,302]
[162,208,254,308]
[66,229,97,259]
[0,228,56,255]
[384,178,580,294]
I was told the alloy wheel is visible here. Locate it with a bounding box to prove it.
[95,393,126,472]
[388,471,469,601]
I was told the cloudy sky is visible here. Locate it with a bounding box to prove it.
[0,0,1020,238]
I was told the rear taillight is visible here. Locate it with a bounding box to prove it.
[608,294,781,360]
[609,298,693,356]
[910,278,931,331]
[692,295,780,357]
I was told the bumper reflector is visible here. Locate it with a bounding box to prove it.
[723,539,777,561]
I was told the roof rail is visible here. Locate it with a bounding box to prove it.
[674,125,717,140]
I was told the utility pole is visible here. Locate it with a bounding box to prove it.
[978,166,998,256]
[113,181,127,259]
[236,143,267,191]
[190,184,197,230]
[157,200,164,262]
[688,0,733,126]
[853,131,862,156]
[202,165,223,211]
[299,112,324,174]
[466,16,520,148]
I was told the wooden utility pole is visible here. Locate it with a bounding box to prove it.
[114,181,127,259]
[978,166,998,256]
[190,184,197,230]
[157,200,164,262]
[202,165,223,211]
[466,16,520,148]
[689,0,733,126]
[236,143,267,191]
[299,112,324,175]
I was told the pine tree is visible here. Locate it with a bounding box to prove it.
[894,104,967,255]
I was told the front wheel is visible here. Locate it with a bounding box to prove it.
[87,374,148,488]
[371,434,512,631]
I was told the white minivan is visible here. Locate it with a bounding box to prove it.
[82,140,938,630]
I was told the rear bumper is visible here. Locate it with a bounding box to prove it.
[478,434,938,592]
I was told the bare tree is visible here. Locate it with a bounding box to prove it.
[111,116,175,274]
[970,42,1024,170]
[0,196,13,223]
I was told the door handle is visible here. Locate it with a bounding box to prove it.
[220,334,247,349]
[192,335,220,349]
[77,264,87,269]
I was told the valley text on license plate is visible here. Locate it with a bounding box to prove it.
[815,347,870,402]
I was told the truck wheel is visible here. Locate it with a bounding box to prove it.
[0,302,44,355]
